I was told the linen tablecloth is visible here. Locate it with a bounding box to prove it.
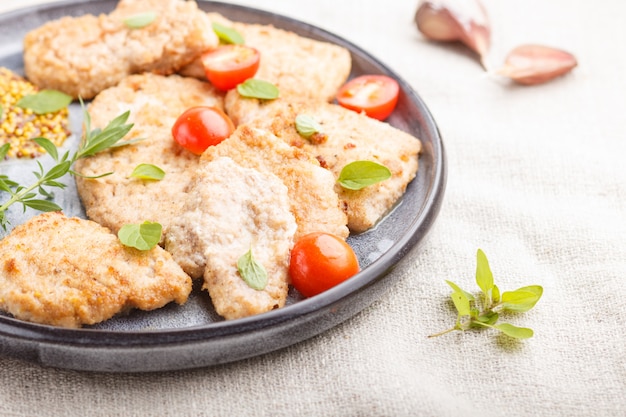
[0,0,624,416]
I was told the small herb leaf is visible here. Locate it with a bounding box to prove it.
[337,160,392,190]
[212,22,244,44]
[123,11,157,29]
[130,163,165,181]
[117,221,162,250]
[492,283,501,303]
[494,323,534,339]
[476,248,494,295]
[16,90,72,115]
[295,114,323,139]
[449,290,471,316]
[22,199,62,212]
[237,248,268,290]
[237,79,279,100]
[500,285,543,312]
[33,137,59,161]
[445,280,475,301]
[43,161,71,181]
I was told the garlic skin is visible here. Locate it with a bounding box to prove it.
[497,44,578,85]
[414,0,491,67]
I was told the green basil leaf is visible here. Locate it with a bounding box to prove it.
[22,199,62,212]
[337,160,391,190]
[16,90,72,115]
[0,143,10,160]
[237,79,279,100]
[0,105,3,120]
[494,323,534,339]
[130,163,165,181]
[33,137,59,161]
[123,11,157,29]
[237,248,268,290]
[212,21,244,44]
[118,221,162,251]
[500,285,543,312]
[295,114,323,139]
[476,248,494,297]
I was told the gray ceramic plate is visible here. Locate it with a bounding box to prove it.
[0,0,446,372]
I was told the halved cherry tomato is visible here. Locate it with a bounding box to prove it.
[201,45,261,91]
[171,106,235,155]
[336,74,400,120]
[289,232,360,298]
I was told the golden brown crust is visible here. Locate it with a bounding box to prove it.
[165,157,296,319]
[74,73,224,238]
[180,12,351,113]
[0,212,191,328]
[23,0,218,99]
[244,101,422,232]
[201,125,350,241]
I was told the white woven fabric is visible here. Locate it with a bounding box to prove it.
[1,0,624,416]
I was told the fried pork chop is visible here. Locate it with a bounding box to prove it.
[74,73,224,237]
[244,101,422,232]
[23,0,218,99]
[0,212,191,328]
[201,125,350,241]
[180,13,352,125]
[165,157,296,320]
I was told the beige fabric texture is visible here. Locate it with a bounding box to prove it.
[1,0,625,416]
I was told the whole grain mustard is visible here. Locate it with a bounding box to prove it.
[0,67,70,159]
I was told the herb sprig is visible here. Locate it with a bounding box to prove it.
[0,102,136,230]
[429,249,543,339]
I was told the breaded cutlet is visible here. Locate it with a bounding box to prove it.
[180,13,352,125]
[165,157,297,320]
[0,212,191,328]
[74,73,224,238]
[201,125,350,241]
[23,0,218,99]
[244,101,422,232]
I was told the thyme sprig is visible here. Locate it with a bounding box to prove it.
[0,103,136,230]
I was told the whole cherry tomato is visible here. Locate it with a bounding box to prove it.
[201,45,261,91]
[336,74,400,121]
[171,106,235,155]
[289,232,360,298]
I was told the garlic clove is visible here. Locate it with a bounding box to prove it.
[497,44,578,85]
[414,0,491,68]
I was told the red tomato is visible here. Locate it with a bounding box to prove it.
[289,232,360,298]
[201,45,261,91]
[336,74,400,120]
[171,106,235,155]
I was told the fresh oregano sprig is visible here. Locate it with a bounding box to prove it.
[429,249,543,339]
[0,101,136,230]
